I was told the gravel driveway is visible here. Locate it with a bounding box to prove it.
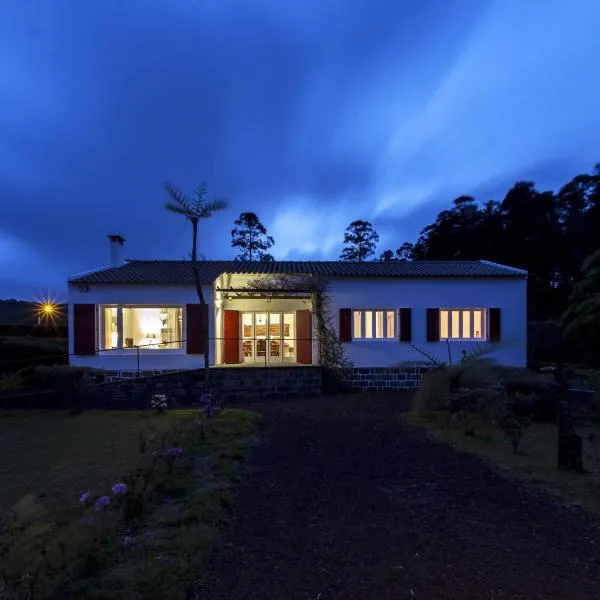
[198,393,600,599]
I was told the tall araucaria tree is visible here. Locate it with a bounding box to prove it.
[231,212,275,261]
[339,220,379,261]
[163,181,228,376]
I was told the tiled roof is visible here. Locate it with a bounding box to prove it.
[68,259,526,285]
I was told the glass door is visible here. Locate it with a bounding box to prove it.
[240,312,296,364]
[283,313,296,362]
[242,313,254,363]
[255,313,268,362]
[269,313,282,361]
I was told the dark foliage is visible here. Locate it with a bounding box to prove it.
[386,165,600,336]
[231,212,275,261]
[340,220,379,261]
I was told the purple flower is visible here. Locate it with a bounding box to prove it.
[144,529,153,538]
[200,393,214,405]
[94,496,111,512]
[122,535,134,546]
[79,491,91,505]
[111,482,128,496]
[166,447,183,457]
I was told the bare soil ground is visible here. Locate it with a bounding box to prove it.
[198,393,600,600]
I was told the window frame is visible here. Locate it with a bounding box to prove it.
[351,309,397,341]
[100,304,185,352]
[439,308,488,341]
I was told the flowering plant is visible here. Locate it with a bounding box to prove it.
[150,393,168,413]
[199,393,222,419]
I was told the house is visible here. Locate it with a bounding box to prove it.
[67,235,527,380]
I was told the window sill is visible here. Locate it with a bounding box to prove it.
[99,349,185,354]
[439,338,488,343]
[352,339,399,342]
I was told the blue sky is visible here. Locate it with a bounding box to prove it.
[1,0,600,299]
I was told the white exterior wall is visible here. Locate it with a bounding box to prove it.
[68,284,214,371]
[327,277,527,367]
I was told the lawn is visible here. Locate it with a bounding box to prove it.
[0,408,260,600]
[402,411,600,516]
[0,410,187,512]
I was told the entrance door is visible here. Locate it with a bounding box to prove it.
[240,312,296,364]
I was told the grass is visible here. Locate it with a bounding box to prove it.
[402,411,600,516]
[0,408,260,600]
[0,411,187,513]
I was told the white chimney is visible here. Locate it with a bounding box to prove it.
[107,234,126,266]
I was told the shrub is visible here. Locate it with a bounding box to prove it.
[0,336,68,376]
[150,394,168,414]
[412,358,498,413]
[487,391,535,454]
[26,365,105,391]
[493,366,559,422]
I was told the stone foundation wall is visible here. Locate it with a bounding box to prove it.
[95,366,323,408]
[103,369,178,383]
[342,367,430,391]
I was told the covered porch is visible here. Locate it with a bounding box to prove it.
[213,273,317,366]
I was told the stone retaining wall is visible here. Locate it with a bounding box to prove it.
[342,367,430,391]
[95,366,323,408]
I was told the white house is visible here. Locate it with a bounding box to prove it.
[67,235,527,377]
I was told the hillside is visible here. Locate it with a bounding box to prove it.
[0,299,68,327]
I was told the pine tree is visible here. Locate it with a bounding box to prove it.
[231,212,275,261]
[339,220,379,261]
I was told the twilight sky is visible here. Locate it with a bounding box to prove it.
[1,0,600,300]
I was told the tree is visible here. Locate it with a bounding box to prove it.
[378,242,416,262]
[231,212,275,261]
[561,247,600,364]
[340,220,379,261]
[378,249,397,261]
[164,181,228,377]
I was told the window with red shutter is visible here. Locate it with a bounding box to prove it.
[74,304,96,355]
[339,308,351,342]
[186,304,208,354]
[489,308,501,341]
[426,308,440,342]
[399,308,412,342]
[223,310,241,363]
[296,310,312,364]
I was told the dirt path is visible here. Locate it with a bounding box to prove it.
[198,394,600,599]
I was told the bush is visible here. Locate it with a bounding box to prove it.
[488,391,534,454]
[412,358,498,413]
[0,336,67,376]
[493,366,559,422]
[26,365,105,390]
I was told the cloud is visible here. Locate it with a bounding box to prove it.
[1,0,600,297]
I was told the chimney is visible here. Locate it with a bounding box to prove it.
[107,234,126,266]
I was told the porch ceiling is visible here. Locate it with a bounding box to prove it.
[215,287,313,299]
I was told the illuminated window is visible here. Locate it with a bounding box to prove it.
[353,310,362,338]
[102,306,183,350]
[440,309,486,340]
[375,311,384,338]
[386,311,395,338]
[364,311,373,338]
[352,310,396,340]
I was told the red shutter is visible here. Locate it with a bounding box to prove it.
[223,310,241,364]
[489,308,501,342]
[399,308,412,342]
[339,308,351,342]
[296,309,312,364]
[426,308,440,342]
[186,304,208,354]
[73,304,96,355]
